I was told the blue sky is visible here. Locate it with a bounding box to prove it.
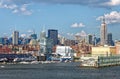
[0,0,120,40]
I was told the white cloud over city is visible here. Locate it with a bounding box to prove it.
[75,30,87,37]
[1,0,120,15]
[97,11,120,24]
[103,0,120,6]
[71,23,85,28]
[0,0,32,15]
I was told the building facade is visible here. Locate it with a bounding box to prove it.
[88,34,93,45]
[107,33,114,46]
[12,31,19,45]
[55,46,74,57]
[100,17,107,45]
[40,30,54,54]
[92,46,116,56]
[48,29,58,46]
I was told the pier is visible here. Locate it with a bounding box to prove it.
[80,55,120,68]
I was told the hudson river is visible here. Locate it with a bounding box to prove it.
[0,62,119,79]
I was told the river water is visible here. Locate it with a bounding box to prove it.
[0,62,119,79]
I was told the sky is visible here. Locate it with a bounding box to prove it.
[0,0,120,40]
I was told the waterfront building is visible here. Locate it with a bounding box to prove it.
[55,46,74,57]
[115,41,120,54]
[12,31,19,45]
[48,29,58,46]
[100,17,107,45]
[92,46,116,56]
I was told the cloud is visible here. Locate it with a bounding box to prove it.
[0,0,32,15]
[10,0,120,8]
[71,23,85,28]
[103,0,120,6]
[27,29,34,33]
[20,34,27,38]
[10,0,108,6]
[2,0,119,8]
[97,11,120,24]
[67,33,74,36]
[75,30,87,37]
[0,0,120,15]
[12,5,32,15]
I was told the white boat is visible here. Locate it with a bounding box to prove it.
[31,61,40,64]
[0,58,8,62]
[19,61,30,64]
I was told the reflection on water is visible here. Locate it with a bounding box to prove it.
[0,62,119,79]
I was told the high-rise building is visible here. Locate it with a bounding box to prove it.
[48,29,58,46]
[40,30,47,54]
[100,17,107,45]
[39,29,54,54]
[0,37,4,45]
[30,33,37,39]
[75,34,80,44]
[107,33,114,46]
[40,30,46,39]
[12,31,19,45]
[88,34,93,45]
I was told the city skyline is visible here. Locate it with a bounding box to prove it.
[0,0,120,40]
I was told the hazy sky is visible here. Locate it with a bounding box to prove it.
[0,0,120,40]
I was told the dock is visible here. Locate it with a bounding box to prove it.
[80,55,120,68]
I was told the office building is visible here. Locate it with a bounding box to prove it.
[12,31,19,45]
[30,33,37,40]
[40,30,46,39]
[88,34,93,45]
[40,29,54,54]
[100,17,107,45]
[107,33,113,46]
[0,37,4,45]
[48,29,58,46]
[40,30,47,54]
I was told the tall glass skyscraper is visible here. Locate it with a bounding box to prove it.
[48,29,58,46]
[107,33,113,46]
[40,30,47,54]
[88,34,93,45]
[12,31,19,45]
[100,17,107,45]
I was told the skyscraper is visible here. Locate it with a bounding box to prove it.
[48,29,58,46]
[88,34,93,45]
[30,33,37,39]
[40,30,47,54]
[12,31,19,45]
[107,33,114,46]
[100,17,107,45]
[40,30,46,39]
[39,29,53,54]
